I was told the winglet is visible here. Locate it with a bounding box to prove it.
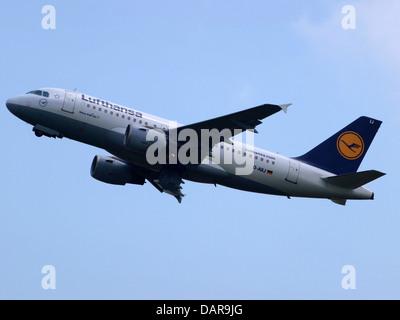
[279,103,292,114]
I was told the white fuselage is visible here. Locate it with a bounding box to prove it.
[6,88,374,201]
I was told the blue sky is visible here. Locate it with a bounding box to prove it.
[1,0,399,299]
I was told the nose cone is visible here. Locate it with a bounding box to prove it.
[6,96,25,118]
[6,97,17,114]
[6,98,18,113]
[6,98,13,111]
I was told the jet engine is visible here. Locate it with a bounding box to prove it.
[123,124,166,152]
[90,155,145,186]
[124,125,151,152]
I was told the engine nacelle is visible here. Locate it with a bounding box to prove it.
[124,124,151,152]
[90,155,145,186]
[124,124,166,153]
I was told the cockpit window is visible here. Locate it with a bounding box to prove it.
[26,90,50,97]
[27,90,43,96]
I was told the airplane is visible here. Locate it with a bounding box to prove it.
[6,88,385,205]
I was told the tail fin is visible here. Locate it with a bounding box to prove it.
[296,116,382,175]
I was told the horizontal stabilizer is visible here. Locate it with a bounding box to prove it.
[322,170,386,189]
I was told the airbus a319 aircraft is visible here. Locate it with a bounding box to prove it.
[6,88,385,205]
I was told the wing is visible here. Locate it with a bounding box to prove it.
[174,103,291,162]
[177,103,290,135]
[128,104,291,203]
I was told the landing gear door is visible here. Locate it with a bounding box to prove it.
[286,160,300,184]
[62,91,77,114]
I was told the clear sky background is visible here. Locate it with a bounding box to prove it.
[0,0,399,299]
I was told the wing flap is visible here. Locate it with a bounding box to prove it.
[148,167,186,203]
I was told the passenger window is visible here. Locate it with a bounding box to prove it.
[99,108,102,112]
[116,113,119,117]
[261,158,264,162]
[128,117,131,121]
[87,104,90,108]
[110,111,113,115]
[122,115,125,119]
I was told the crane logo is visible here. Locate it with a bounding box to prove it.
[337,131,364,160]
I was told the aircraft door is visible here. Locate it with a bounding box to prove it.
[62,91,77,114]
[286,160,300,184]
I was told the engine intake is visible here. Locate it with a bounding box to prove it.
[124,124,151,152]
[124,124,166,153]
[90,155,145,186]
